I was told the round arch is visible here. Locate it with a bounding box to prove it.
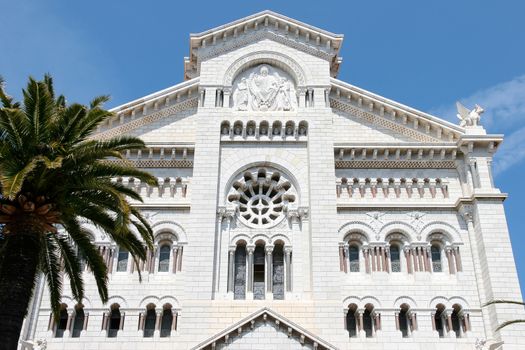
[223,51,308,87]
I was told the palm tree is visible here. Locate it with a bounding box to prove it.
[483,300,525,330]
[0,75,157,349]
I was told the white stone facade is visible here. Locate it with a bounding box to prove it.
[21,10,525,350]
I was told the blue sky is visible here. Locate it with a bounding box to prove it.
[1,1,525,293]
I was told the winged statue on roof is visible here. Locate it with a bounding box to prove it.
[456,102,484,127]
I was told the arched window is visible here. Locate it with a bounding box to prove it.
[108,306,121,338]
[346,304,358,338]
[116,248,129,272]
[363,305,374,338]
[71,305,85,338]
[55,305,68,338]
[431,244,442,272]
[348,245,360,272]
[158,245,171,272]
[253,245,265,300]
[143,306,156,338]
[234,244,246,300]
[160,305,173,338]
[399,304,410,338]
[434,304,446,338]
[390,245,401,272]
[272,243,285,300]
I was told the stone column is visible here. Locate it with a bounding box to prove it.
[227,247,235,295]
[453,246,462,272]
[412,248,419,272]
[172,310,178,331]
[138,312,145,334]
[363,247,370,274]
[410,312,417,333]
[82,312,89,336]
[119,312,126,331]
[65,312,73,337]
[446,247,456,274]
[383,246,386,272]
[343,309,349,330]
[108,248,115,273]
[213,211,224,296]
[370,247,376,271]
[222,87,231,108]
[246,245,255,297]
[445,311,453,337]
[431,312,436,331]
[172,246,179,273]
[284,247,292,293]
[338,244,345,272]
[404,247,413,274]
[266,245,274,297]
[357,310,365,338]
[154,311,162,337]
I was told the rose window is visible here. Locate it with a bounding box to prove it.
[228,168,297,228]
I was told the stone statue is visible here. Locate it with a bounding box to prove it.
[456,102,484,127]
[233,65,297,111]
[475,338,504,350]
[21,339,47,350]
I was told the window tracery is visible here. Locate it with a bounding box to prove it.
[228,167,297,229]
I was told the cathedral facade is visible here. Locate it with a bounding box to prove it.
[22,11,525,350]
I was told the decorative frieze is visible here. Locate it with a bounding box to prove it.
[336,177,449,200]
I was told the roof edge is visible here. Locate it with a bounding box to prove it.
[190,10,343,40]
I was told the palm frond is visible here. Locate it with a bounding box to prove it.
[52,235,84,302]
[62,218,108,303]
[39,234,63,319]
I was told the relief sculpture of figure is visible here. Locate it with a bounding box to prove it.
[233,77,249,111]
[233,65,296,111]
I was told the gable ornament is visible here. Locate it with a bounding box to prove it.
[232,65,297,111]
[456,102,484,128]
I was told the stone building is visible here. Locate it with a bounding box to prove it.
[21,10,525,350]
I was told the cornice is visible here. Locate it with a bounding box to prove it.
[185,11,343,80]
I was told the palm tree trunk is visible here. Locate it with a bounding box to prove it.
[0,233,40,350]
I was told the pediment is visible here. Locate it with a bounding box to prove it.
[185,10,343,80]
[191,307,336,350]
[92,78,199,140]
[330,78,465,144]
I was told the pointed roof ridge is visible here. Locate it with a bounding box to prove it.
[190,10,343,40]
[185,11,344,80]
[191,307,337,350]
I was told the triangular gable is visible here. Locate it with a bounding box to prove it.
[185,10,344,80]
[330,78,465,143]
[191,307,337,350]
[92,78,199,140]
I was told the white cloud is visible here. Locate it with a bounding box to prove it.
[431,74,525,176]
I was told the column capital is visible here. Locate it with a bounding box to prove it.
[284,246,293,255]
[265,245,274,254]
[228,246,237,254]
[247,245,255,254]
[458,204,475,223]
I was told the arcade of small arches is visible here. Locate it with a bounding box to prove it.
[48,302,179,339]
[80,229,186,275]
[339,230,462,275]
[220,120,308,140]
[343,300,471,339]
[228,238,292,301]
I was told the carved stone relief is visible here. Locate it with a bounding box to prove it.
[232,65,297,111]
